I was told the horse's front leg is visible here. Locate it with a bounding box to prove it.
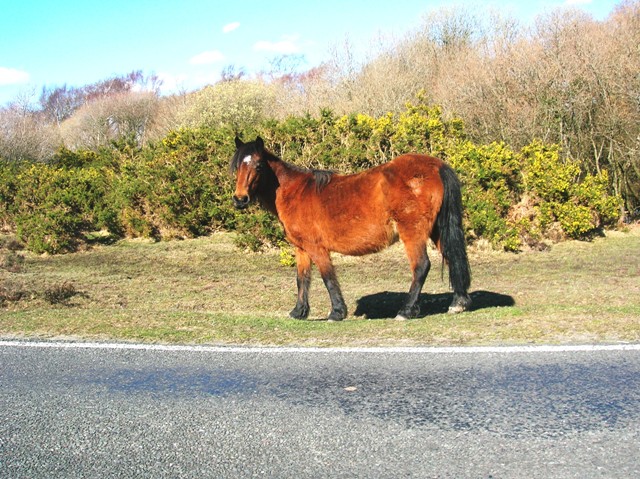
[313,251,347,322]
[289,248,311,319]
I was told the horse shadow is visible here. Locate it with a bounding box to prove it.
[353,290,515,319]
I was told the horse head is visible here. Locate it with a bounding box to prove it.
[231,135,266,210]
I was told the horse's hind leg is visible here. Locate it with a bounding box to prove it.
[449,291,472,314]
[396,240,431,320]
[431,235,471,314]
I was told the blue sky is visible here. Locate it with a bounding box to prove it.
[0,0,622,106]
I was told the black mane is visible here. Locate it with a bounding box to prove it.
[283,161,334,191]
[311,169,334,191]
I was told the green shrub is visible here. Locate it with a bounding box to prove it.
[14,164,114,254]
[234,210,285,252]
[553,202,597,239]
[51,146,100,169]
[0,160,21,229]
[448,141,520,249]
[521,142,579,202]
[519,141,622,239]
[0,97,624,255]
[112,127,239,240]
[572,170,621,227]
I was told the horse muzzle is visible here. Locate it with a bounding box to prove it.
[233,195,250,210]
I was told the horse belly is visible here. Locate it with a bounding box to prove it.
[327,216,398,256]
[320,175,398,256]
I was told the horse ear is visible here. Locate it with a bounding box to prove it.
[255,136,264,153]
[234,136,244,149]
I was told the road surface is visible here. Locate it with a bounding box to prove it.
[1,341,639,478]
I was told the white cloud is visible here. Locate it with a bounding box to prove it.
[253,35,301,54]
[193,72,222,86]
[157,72,190,93]
[564,0,592,5]
[157,71,224,95]
[190,50,225,65]
[223,22,240,33]
[0,67,30,86]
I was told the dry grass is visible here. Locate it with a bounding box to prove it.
[1,226,639,346]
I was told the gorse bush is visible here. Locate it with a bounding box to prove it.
[0,99,622,254]
[0,160,20,229]
[112,127,238,239]
[519,142,621,239]
[447,141,521,249]
[12,163,114,254]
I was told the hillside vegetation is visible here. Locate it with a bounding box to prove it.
[1,3,637,255]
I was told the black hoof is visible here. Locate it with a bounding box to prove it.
[448,294,472,314]
[327,308,347,322]
[397,304,420,320]
[289,305,310,320]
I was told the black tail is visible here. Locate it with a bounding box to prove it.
[437,163,471,297]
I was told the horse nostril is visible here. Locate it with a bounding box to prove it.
[233,195,250,209]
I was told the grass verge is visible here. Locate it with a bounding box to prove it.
[1,226,639,346]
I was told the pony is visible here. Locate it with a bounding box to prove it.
[231,136,471,321]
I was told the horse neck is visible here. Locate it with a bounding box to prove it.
[260,155,305,215]
[254,154,285,216]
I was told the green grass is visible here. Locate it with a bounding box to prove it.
[1,226,639,346]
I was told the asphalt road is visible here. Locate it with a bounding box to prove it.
[1,341,639,478]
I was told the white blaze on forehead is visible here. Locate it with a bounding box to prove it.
[242,155,252,164]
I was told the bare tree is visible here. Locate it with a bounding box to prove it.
[59,91,160,150]
[0,90,60,161]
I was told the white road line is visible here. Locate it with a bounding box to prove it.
[0,339,639,354]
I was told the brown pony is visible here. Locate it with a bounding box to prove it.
[231,136,471,321]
